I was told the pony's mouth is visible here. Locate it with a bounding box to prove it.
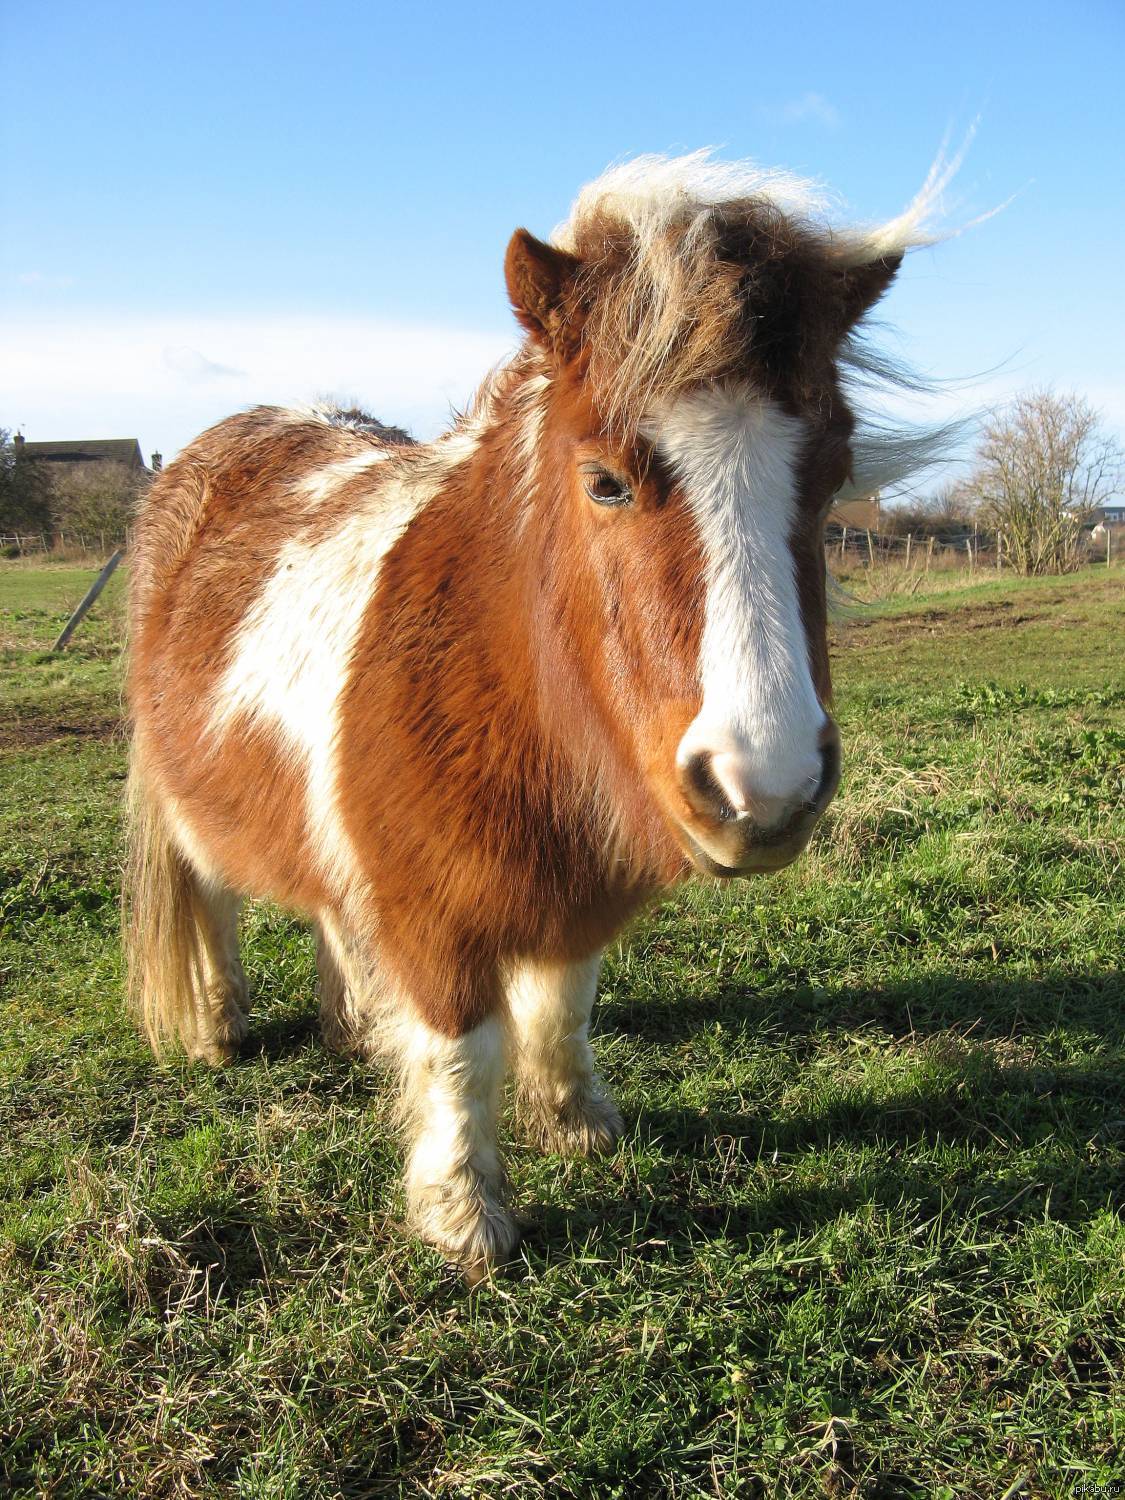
[676,815,817,879]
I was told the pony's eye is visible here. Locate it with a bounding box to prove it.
[582,467,633,507]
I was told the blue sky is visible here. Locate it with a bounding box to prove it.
[3,0,1123,472]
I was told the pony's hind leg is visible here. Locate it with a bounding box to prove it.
[188,883,249,1065]
[507,953,623,1156]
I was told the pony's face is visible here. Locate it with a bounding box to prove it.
[536,362,847,876]
[504,208,900,877]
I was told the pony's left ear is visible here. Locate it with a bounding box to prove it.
[831,251,904,334]
[504,229,584,354]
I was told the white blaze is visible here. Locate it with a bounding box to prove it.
[647,384,826,809]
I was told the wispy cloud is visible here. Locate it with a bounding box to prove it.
[770,92,842,130]
[162,345,244,381]
[15,270,76,289]
[0,312,515,457]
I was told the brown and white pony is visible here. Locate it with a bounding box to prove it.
[127,153,945,1277]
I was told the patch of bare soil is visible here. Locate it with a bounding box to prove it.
[835,599,1037,647]
[833,575,1122,648]
[0,714,122,751]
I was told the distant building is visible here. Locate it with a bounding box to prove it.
[1092,503,1125,529]
[14,435,160,473]
[827,495,881,531]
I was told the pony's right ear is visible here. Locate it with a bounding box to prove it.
[504,229,583,353]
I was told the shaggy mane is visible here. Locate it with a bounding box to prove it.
[542,148,965,492]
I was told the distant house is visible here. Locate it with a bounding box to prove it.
[827,494,881,531]
[14,435,162,473]
[1091,503,1125,530]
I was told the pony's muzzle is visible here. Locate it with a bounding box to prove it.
[674,720,841,876]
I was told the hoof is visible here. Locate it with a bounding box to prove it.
[186,1003,248,1067]
[524,1088,624,1158]
[409,1171,521,1282]
[319,1012,380,1062]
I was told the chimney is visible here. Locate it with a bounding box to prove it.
[151,451,163,472]
[13,433,24,453]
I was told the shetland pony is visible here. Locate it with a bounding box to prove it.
[127,153,949,1277]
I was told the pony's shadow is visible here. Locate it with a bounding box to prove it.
[598,967,1125,1048]
[251,1007,322,1058]
[525,969,1125,1264]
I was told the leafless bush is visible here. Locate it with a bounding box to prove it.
[973,389,1122,575]
[49,461,147,543]
[882,476,980,537]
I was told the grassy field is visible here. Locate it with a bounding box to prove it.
[1,560,1123,1498]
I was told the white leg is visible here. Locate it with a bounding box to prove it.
[399,1012,518,1279]
[188,884,249,1065]
[507,953,623,1156]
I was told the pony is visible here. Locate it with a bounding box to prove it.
[126,152,950,1278]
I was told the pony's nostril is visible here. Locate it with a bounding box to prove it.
[680,749,739,821]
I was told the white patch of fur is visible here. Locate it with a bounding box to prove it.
[294,449,392,507]
[647,385,825,814]
[163,794,223,885]
[208,456,466,900]
[507,372,549,536]
[399,1012,517,1267]
[511,372,549,471]
[507,953,622,1154]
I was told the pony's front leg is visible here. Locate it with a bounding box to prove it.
[399,1005,518,1281]
[508,954,623,1156]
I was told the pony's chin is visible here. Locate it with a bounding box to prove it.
[677,823,810,880]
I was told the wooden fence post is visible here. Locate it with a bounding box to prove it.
[996,532,1002,572]
[840,525,847,559]
[966,537,973,571]
[866,529,875,568]
[905,533,913,569]
[51,549,125,652]
[926,535,934,575]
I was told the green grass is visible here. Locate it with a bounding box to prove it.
[1,561,1123,1498]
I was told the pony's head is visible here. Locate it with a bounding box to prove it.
[501,153,943,878]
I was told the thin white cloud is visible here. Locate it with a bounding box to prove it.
[162,345,244,381]
[0,312,516,457]
[770,92,842,130]
[15,270,76,289]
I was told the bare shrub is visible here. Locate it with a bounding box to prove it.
[973,390,1122,575]
[49,461,147,543]
[882,476,980,538]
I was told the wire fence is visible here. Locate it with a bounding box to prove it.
[1,530,130,561]
[825,524,1118,573]
[2,524,1120,573]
